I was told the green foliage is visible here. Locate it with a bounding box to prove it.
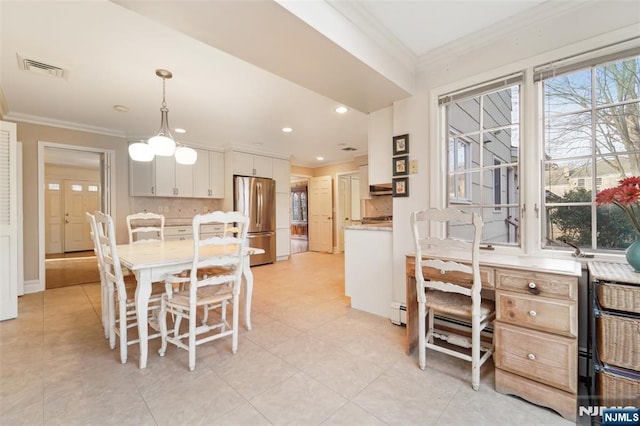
[548,187,635,249]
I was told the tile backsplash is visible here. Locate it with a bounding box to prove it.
[130,197,224,220]
[362,195,392,218]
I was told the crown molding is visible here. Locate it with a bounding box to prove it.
[327,0,417,71]
[4,112,126,138]
[416,0,592,72]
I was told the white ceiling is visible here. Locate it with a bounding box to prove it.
[1,0,550,167]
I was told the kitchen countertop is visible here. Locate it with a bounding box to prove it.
[345,223,392,231]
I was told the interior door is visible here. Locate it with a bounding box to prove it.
[64,180,100,252]
[308,175,333,253]
[0,121,18,320]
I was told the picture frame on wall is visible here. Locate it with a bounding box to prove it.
[392,177,409,197]
[393,155,409,176]
[392,134,409,155]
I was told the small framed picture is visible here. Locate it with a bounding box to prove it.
[393,177,409,197]
[393,155,409,176]
[393,134,409,155]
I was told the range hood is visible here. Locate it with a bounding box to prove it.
[369,183,392,195]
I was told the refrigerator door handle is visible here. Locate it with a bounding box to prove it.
[256,182,262,228]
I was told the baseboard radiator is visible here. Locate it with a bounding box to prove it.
[389,302,494,335]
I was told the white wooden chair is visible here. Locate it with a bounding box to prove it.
[86,212,109,339]
[94,211,164,364]
[410,208,495,391]
[159,211,249,371]
[126,212,165,244]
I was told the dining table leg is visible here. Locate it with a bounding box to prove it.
[134,268,152,369]
[242,255,253,331]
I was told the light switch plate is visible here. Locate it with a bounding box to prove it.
[409,160,418,174]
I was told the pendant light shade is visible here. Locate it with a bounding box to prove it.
[175,146,198,165]
[129,141,154,162]
[148,69,176,156]
[129,69,197,165]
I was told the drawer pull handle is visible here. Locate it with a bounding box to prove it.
[529,310,537,317]
[528,353,536,360]
[527,282,540,295]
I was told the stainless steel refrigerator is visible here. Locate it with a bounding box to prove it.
[234,175,276,266]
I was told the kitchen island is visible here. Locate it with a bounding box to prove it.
[344,223,392,318]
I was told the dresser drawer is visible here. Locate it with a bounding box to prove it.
[495,269,577,301]
[496,291,577,337]
[420,263,494,289]
[494,322,577,393]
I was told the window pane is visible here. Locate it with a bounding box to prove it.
[546,205,592,248]
[544,70,592,116]
[595,154,640,189]
[448,97,480,134]
[482,86,520,129]
[545,112,592,159]
[596,205,635,250]
[71,184,82,191]
[596,57,640,105]
[545,158,592,199]
[48,183,60,190]
[88,185,99,192]
[595,103,640,154]
[483,207,518,245]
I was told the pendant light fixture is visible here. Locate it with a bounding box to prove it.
[148,69,176,156]
[129,69,197,165]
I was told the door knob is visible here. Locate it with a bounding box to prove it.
[65,219,69,223]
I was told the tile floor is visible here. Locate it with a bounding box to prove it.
[1,252,578,425]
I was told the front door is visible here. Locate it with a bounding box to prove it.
[64,180,100,252]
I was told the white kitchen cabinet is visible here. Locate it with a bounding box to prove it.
[231,151,272,178]
[129,157,155,196]
[368,107,393,185]
[276,228,290,259]
[194,149,225,198]
[154,155,194,197]
[272,158,290,193]
[359,165,370,200]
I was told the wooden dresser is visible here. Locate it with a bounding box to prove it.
[406,252,581,421]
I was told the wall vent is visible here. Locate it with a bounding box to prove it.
[17,54,67,79]
[341,146,357,151]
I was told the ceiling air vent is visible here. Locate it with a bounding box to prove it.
[17,54,67,79]
[341,147,357,151]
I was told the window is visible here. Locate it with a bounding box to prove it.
[291,186,307,222]
[541,53,640,252]
[441,75,521,246]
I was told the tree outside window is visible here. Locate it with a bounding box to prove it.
[542,55,640,251]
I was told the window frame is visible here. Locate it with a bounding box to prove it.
[430,36,640,262]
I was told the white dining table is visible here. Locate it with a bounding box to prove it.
[116,239,264,369]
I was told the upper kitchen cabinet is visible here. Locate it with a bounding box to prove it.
[154,155,194,197]
[368,107,393,185]
[193,149,225,198]
[230,151,273,178]
[359,165,370,200]
[130,156,155,196]
[272,158,290,193]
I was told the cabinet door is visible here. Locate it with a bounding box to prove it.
[232,151,255,176]
[154,156,175,197]
[193,148,210,198]
[130,158,155,196]
[253,155,273,178]
[209,151,225,198]
[276,228,290,258]
[273,158,290,193]
[359,165,370,200]
[174,161,194,197]
[368,107,393,185]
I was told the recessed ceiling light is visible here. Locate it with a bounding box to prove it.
[282,127,293,133]
[113,105,129,113]
[316,156,324,161]
[335,106,349,114]
[174,128,186,134]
